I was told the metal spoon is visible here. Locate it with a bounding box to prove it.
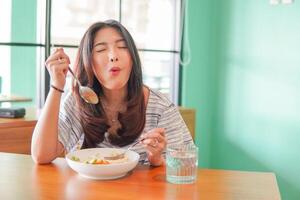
[68,67,99,104]
[104,138,145,160]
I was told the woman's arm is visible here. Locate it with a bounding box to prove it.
[31,89,65,164]
[31,48,69,164]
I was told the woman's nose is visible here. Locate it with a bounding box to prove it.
[109,49,119,62]
[110,57,119,62]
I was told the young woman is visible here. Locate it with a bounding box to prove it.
[31,20,193,166]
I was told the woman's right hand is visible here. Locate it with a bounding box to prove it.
[45,48,70,90]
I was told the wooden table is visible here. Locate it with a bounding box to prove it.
[0,153,281,200]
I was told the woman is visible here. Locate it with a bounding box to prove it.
[31,20,193,166]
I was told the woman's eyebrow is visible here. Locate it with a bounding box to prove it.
[93,39,125,48]
[115,39,125,43]
[93,42,106,48]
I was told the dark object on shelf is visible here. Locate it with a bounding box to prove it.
[0,107,26,118]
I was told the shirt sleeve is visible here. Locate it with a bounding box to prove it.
[57,93,83,153]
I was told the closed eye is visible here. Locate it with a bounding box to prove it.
[96,49,106,52]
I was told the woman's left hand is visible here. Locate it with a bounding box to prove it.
[141,128,166,166]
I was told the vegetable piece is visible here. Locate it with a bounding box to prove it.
[95,159,110,164]
[71,156,80,162]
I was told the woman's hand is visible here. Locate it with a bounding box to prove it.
[141,128,166,166]
[45,48,70,90]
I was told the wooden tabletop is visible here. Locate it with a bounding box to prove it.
[0,153,280,200]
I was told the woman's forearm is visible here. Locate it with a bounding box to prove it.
[31,89,63,164]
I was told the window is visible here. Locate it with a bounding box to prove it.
[0,0,182,107]
[0,0,44,107]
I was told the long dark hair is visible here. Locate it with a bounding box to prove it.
[72,20,145,147]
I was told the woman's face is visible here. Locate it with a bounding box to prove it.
[91,27,133,91]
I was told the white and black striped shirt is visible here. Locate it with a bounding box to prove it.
[58,88,194,163]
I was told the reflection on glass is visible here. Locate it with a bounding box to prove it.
[0,0,11,42]
[51,0,119,45]
[1,1,37,43]
[0,46,43,107]
[139,51,179,99]
[122,0,180,51]
[51,47,78,67]
[0,46,11,94]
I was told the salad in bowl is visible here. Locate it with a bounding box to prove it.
[66,148,140,180]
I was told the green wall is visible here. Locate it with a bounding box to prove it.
[11,0,37,106]
[181,0,215,168]
[182,0,300,199]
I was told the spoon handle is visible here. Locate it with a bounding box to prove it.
[120,138,144,157]
[128,138,145,151]
[104,138,145,160]
[68,67,82,86]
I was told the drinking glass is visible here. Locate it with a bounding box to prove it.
[166,143,198,184]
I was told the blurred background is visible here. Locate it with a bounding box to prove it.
[0,0,182,107]
[0,0,300,199]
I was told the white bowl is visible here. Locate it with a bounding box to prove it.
[66,148,140,180]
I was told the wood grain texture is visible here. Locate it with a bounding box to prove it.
[0,153,281,200]
[0,108,38,154]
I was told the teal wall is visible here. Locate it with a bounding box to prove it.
[182,0,300,199]
[11,0,37,106]
[181,0,215,168]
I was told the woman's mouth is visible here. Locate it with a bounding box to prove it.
[109,67,121,76]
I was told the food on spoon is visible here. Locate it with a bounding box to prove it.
[80,89,98,104]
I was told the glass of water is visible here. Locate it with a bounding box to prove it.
[166,143,198,184]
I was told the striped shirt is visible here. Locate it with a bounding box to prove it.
[58,88,194,164]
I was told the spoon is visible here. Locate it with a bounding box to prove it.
[68,67,99,104]
[104,138,145,160]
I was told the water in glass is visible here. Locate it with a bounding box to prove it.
[166,144,198,184]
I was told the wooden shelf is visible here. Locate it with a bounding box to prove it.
[0,108,39,154]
